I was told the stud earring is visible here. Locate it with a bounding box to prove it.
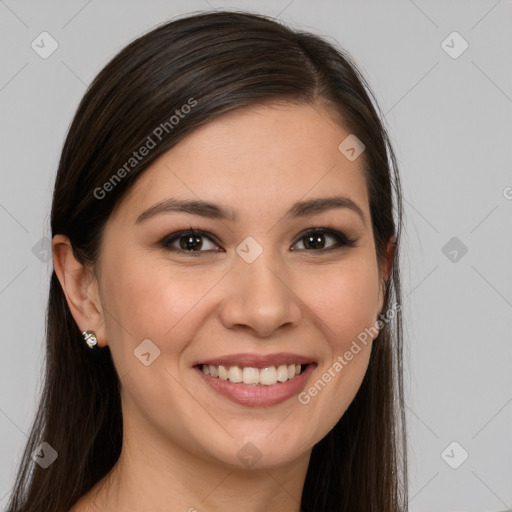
[82,330,98,349]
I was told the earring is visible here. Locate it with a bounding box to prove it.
[82,330,98,349]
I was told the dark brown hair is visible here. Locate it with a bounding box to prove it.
[7,10,407,511]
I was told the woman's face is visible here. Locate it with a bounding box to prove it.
[93,101,389,469]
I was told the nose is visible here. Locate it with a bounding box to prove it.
[218,251,302,338]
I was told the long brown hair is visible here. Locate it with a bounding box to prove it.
[7,10,407,511]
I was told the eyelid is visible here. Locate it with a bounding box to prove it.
[160,226,357,255]
[160,228,222,253]
[290,227,357,251]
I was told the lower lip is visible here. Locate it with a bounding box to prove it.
[194,364,316,407]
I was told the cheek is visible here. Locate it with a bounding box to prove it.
[99,254,224,441]
[101,252,223,356]
[294,260,379,440]
[300,256,381,346]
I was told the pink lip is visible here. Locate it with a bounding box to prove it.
[194,363,316,407]
[194,352,314,368]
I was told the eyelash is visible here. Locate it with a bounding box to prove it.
[159,226,357,257]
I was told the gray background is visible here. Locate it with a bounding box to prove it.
[1,1,511,510]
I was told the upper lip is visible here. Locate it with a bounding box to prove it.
[194,352,315,368]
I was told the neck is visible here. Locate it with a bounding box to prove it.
[84,410,310,512]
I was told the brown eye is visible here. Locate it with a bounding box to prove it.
[161,229,222,255]
[178,233,204,251]
[292,228,356,252]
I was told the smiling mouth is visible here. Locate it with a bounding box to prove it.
[195,363,310,386]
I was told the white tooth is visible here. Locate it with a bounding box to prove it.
[243,367,259,385]
[204,363,303,384]
[259,366,278,386]
[229,366,243,383]
[276,364,289,382]
[218,365,229,380]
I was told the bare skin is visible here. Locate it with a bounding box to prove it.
[55,100,393,512]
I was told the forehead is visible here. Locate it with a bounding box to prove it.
[114,101,369,224]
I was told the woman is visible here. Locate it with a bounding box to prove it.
[7,10,407,512]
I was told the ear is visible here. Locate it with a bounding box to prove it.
[377,236,395,316]
[52,234,107,347]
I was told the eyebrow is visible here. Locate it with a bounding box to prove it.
[135,196,366,226]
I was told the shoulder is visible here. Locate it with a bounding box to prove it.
[69,471,114,511]
[68,498,89,512]
[68,490,104,512]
